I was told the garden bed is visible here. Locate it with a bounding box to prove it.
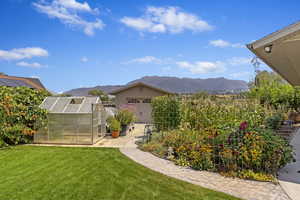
[141,96,294,182]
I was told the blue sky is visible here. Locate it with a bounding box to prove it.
[1,0,299,92]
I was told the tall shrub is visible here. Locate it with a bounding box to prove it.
[151,96,181,131]
[180,98,272,134]
[0,86,49,146]
[115,109,136,126]
[247,70,300,111]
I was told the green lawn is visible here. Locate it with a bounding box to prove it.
[0,146,240,200]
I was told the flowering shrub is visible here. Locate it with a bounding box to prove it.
[142,124,293,181]
[0,86,49,146]
[143,96,294,181]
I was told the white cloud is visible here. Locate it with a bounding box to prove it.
[121,6,213,34]
[33,0,104,36]
[227,57,251,66]
[209,39,230,47]
[16,61,44,68]
[30,75,41,78]
[175,56,251,74]
[81,56,88,62]
[123,56,162,64]
[0,47,48,61]
[209,39,244,48]
[176,61,226,74]
[56,0,96,13]
[122,55,251,75]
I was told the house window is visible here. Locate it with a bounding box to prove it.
[70,98,83,104]
[142,98,151,103]
[139,87,143,92]
[127,98,140,104]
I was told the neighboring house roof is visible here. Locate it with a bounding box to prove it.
[0,78,35,88]
[109,82,173,95]
[40,96,100,113]
[0,75,46,90]
[247,21,300,86]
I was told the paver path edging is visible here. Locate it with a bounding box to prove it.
[120,137,290,200]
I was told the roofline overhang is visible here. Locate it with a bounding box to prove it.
[109,82,173,95]
[247,21,300,50]
[246,21,300,86]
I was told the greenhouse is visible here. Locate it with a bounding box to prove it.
[34,96,106,145]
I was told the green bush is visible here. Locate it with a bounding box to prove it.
[141,95,294,182]
[0,138,7,148]
[88,89,109,102]
[109,118,121,132]
[247,71,300,112]
[180,98,272,134]
[151,96,181,131]
[115,109,135,126]
[265,113,284,130]
[0,86,49,146]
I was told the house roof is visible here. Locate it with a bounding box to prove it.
[40,96,100,113]
[0,78,35,88]
[247,21,300,86]
[0,75,46,90]
[109,82,173,95]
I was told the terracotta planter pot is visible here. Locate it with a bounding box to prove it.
[111,131,120,138]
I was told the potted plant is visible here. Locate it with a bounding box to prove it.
[115,109,135,136]
[110,118,121,138]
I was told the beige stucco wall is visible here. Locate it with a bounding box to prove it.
[114,85,168,123]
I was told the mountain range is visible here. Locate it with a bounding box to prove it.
[64,76,248,96]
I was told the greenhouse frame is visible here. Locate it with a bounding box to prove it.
[34,96,106,145]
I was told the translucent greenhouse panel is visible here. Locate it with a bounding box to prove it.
[51,98,70,113]
[92,104,106,143]
[35,103,105,145]
[64,104,81,113]
[40,97,58,111]
[76,114,93,144]
[34,126,48,143]
[79,97,98,113]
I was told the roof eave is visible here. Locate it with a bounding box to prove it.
[249,21,300,49]
[109,82,173,95]
[247,22,300,86]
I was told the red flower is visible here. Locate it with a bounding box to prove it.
[208,135,214,139]
[239,121,248,130]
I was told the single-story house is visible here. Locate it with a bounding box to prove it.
[110,82,172,123]
[247,21,300,86]
[0,74,46,90]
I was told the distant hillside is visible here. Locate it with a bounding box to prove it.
[128,76,248,94]
[65,85,123,96]
[64,76,248,96]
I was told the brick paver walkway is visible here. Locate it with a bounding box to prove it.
[120,127,290,200]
